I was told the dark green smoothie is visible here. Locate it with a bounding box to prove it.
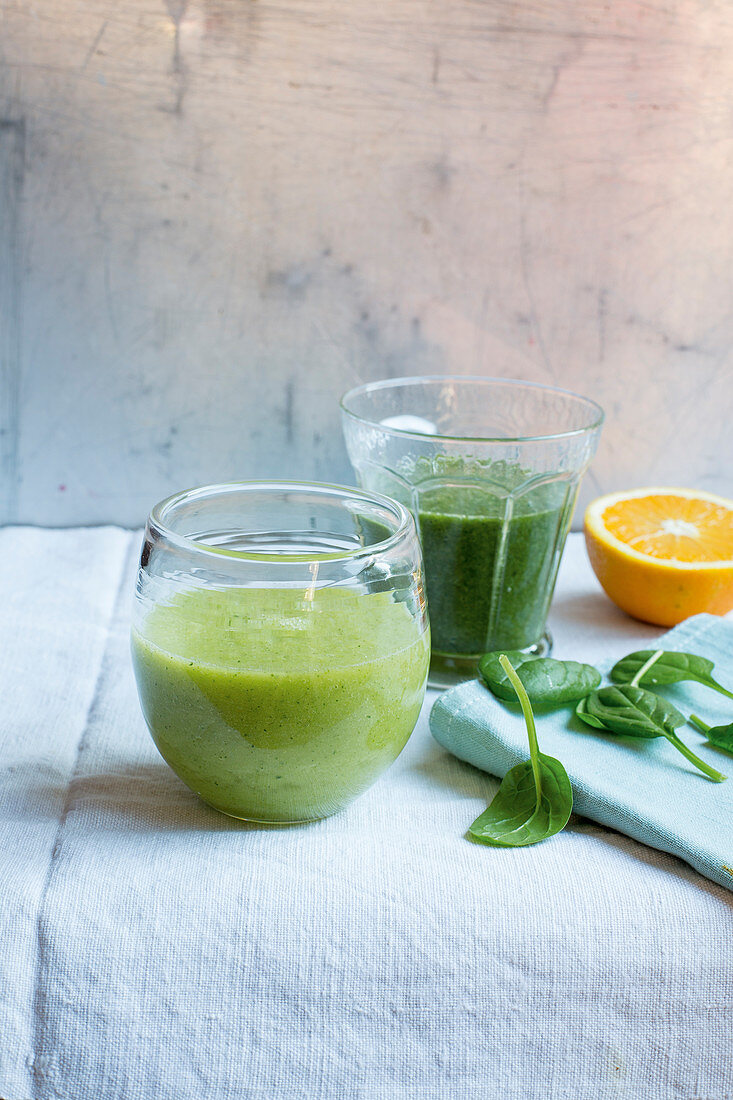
[417,487,566,657]
[393,457,571,668]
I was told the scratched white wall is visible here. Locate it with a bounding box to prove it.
[1,0,732,526]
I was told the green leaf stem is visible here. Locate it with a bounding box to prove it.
[469,655,573,847]
[576,686,727,783]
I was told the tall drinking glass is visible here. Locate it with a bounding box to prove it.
[131,481,429,822]
[341,377,603,687]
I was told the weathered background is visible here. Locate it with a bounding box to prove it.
[1,0,732,526]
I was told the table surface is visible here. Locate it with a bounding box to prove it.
[1,527,731,1100]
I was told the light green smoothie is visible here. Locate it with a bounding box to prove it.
[131,585,429,822]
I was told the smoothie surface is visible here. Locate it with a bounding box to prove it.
[136,584,423,671]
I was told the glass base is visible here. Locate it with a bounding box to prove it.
[202,799,337,825]
[428,630,553,690]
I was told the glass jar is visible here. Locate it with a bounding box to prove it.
[341,376,604,687]
[131,481,429,823]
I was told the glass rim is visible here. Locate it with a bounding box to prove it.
[148,479,415,564]
[340,374,605,444]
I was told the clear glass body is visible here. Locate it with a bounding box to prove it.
[341,376,604,687]
[131,481,429,823]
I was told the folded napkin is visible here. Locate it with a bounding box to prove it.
[430,613,733,893]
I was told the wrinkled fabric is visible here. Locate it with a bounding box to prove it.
[0,529,731,1100]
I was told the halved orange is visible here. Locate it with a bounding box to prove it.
[584,488,733,626]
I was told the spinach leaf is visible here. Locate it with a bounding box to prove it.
[468,757,573,847]
[610,649,733,701]
[576,684,684,738]
[469,654,573,847]
[576,686,727,782]
[478,650,601,706]
[689,714,733,757]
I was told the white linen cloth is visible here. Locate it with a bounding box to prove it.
[0,528,731,1100]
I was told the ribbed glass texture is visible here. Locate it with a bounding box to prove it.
[341,377,604,686]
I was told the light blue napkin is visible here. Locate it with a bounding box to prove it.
[430,613,733,892]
